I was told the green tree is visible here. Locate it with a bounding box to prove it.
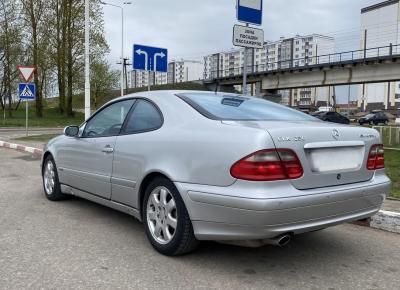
[90,59,119,109]
[0,0,24,117]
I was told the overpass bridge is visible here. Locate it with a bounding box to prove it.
[204,44,400,93]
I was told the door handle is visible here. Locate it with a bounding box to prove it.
[102,146,114,153]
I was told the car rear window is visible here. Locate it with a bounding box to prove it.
[178,93,318,121]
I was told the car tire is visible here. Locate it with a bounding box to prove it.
[42,155,67,201]
[143,177,199,256]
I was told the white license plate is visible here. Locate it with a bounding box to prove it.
[306,147,364,173]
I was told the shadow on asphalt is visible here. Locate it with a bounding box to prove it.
[61,195,357,258]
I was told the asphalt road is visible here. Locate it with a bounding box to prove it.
[1,148,400,290]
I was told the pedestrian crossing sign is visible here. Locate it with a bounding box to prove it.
[19,83,36,100]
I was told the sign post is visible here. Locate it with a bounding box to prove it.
[235,0,263,95]
[243,27,248,95]
[18,83,36,136]
[17,66,36,136]
[133,44,168,91]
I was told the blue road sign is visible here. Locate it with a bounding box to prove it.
[237,0,263,26]
[133,44,168,73]
[19,83,36,100]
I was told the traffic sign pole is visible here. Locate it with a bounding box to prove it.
[242,23,249,95]
[25,99,28,136]
[148,71,151,91]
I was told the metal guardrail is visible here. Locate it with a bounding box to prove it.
[206,43,400,80]
[373,126,400,148]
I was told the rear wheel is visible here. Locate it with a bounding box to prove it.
[143,177,199,256]
[42,156,66,201]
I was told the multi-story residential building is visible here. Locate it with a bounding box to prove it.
[128,70,167,89]
[357,0,400,113]
[168,60,203,83]
[204,34,335,110]
[204,49,254,79]
[128,60,203,89]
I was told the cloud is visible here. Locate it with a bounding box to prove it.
[102,0,381,63]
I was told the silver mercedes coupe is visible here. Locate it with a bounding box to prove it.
[41,91,391,255]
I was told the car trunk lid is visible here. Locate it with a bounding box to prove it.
[222,120,380,190]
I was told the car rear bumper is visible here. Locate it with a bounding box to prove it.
[175,171,390,241]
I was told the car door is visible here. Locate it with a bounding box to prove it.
[58,99,134,199]
[111,99,163,208]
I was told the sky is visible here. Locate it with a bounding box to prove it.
[101,0,385,102]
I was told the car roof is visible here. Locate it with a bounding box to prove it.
[105,90,240,105]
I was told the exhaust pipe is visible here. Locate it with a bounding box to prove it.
[218,234,292,248]
[264,234,292,247]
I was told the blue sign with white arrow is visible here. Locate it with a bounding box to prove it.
[133,44,168,73]
[19,83,36,100]
[237,0,263,26]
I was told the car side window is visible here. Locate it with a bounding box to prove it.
[83,100,134,138]
[122,100,162,134]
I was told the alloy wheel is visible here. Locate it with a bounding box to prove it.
[146,186,178,244]
[43,161,55,195]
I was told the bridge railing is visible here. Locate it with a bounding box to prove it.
[205,43,400,80]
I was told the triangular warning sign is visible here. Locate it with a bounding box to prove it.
[17,66,35,82]
[21,85,34,97]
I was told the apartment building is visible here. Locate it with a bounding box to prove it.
[128,70,167,89]
[168,60,203,83]
[129,60,203,89]
[204,34,335,109]
[204,49,254,79]
[358,0,400,113]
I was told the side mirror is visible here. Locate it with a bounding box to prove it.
[64,125,80,137]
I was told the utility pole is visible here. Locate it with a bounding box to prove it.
[120,5,124,97]
[363,29,367,59]
[347,84,351,112]
[84,0,90,120]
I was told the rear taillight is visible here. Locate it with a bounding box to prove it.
[230,149,303,181]
[367,144,385,170]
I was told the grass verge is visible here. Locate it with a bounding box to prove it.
[385,149,400,199]
[1,106,84,127]
[13,134,60,142]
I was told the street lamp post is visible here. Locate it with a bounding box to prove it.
[100,1,131,98]
[84,0,90,120]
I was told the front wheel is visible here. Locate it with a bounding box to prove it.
[42,156,67,201]
[143,177,199,256]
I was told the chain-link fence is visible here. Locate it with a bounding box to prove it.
[373,126,400,149]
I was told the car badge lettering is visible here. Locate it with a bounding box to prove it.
[360,134,376,139]
[277,136,305,142]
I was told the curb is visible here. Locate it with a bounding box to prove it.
[370,210,400,234]
[352,210,400,234]
[0,140,43,156]
[1,140,399,234]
